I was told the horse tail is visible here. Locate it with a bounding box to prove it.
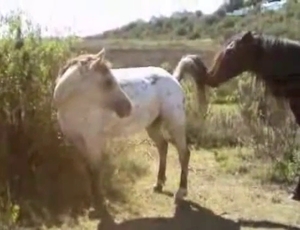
[173,54,209,116]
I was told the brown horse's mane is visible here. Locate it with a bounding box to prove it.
[56,53,112,82]
[253,33,300,99]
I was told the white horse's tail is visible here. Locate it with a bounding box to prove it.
[173,54,209,116]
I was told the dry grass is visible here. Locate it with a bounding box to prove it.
[2,32,299,229]
[75,40,216,70]
[33,132,300,230]
[77,38,217,51]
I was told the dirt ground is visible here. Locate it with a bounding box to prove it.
[45,136,300,230]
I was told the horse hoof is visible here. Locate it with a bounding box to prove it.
[88,210,100,220]
[97,220,113,230]
[174,188,187,203]
[153,184,163,193]
[289,193,300,201]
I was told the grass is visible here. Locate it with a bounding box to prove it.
[3,36,300,229]
[39,132,300,230]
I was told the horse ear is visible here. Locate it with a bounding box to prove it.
[89,57,102,71]
[241,31,254,43]
[95,48,105,60]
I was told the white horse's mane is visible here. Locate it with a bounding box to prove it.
[56,53,112,83]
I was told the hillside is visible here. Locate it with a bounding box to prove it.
[87,0,300,42]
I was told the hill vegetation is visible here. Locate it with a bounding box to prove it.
[93,0,300,42]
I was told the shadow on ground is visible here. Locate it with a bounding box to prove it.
[98,199,300,230]
[238,219,300,230]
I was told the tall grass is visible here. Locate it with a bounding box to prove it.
[0,12,148,228]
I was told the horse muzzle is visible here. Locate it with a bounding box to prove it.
[114,99,132,118]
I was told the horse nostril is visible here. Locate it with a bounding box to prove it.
[122,101,132,116]
[126,101,132,113]
[114,99,132,118]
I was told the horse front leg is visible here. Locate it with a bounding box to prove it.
[80,136,108,219]
[87,163,107,218]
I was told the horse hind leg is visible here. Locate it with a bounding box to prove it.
[162,110,190,202]
[171,125,190,202]
[146,117,168,193]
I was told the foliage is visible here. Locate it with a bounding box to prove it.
[181,71,300,184]
[92,0,300,42]
[0,12,147,228]
[0,12,76,227]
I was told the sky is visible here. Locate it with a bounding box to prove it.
[0,0,224,37]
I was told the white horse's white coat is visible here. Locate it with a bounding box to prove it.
[56,66,185,157]
[54,50,206,202]
[99,66,185,137]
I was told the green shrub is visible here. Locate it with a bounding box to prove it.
[237,73,300,183]
[0,12,148,228]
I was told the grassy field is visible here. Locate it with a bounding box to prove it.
[78,38,217,51]
[43,133,300,230]
[75,38,217,69]
[1,34,300,230]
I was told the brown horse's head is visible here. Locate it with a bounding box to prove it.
[207,31,259,86]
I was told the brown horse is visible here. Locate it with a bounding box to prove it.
[190,31,300,201]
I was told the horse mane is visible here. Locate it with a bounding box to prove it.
[258,33,300,51]
[253,33,300,99]
[56,53,112,83]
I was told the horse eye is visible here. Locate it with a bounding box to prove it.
[103,78,114,89]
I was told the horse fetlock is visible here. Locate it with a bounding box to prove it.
[153,183,164,193]
[159,176,167,184]
[174,188,187,202]
[290,193,300,201]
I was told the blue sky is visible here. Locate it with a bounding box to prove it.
[1,0,224,37]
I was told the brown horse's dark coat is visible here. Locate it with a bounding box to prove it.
[203,31,300,200]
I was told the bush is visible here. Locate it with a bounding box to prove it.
[181,78,246,149]
[0,12,78,227]
[179,67,300,185]
[237,73,300,183]
[0,12,148,228]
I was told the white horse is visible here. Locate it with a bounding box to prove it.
[53,48,207,219]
